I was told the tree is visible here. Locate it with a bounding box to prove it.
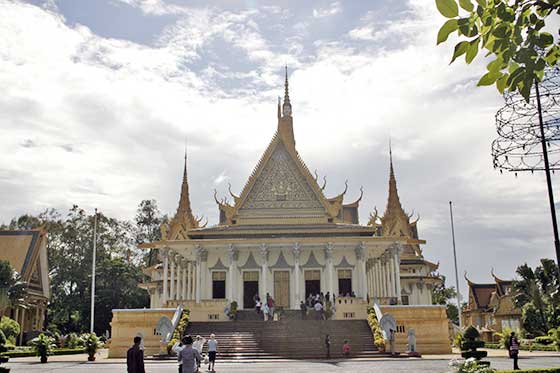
[436,0,559,101]
[432,276,460,324]
[513,259,560,336]
[134,199,166,266]
[0,260,26,315]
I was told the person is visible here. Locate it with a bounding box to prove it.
[351,291,356,298]
[325,334,331,359]
[300,301,307,320]
[389,328,396,356]
[342,340,351,358]
[172,338,186,373]
[255,298,262,314]
[192,335,206,372]
[267,295,275,318]
[179,335,202,373]
[262,302,270,321]
[509,331,520,370]
[314,301,324,320]
[127,336,145,373]
[307,294,314,307]
[207,333,218,372]
[325,291,330,303]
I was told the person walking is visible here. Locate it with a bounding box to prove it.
[126,336,145,373]
[262,302,270,321]
[267,295,275,319]
[389,329,396,356]
[300,301,307,320]
[192,335,206,372]
[207,334,218,372]
[509,331,520,370]
[172,338,186,373]
[324,334,331,359]
[255,298,262,314]
[314,301,324,320]
[179,335,202,373]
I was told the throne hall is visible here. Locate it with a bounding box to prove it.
[109,70,451,357]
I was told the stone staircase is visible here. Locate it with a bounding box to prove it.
[184,314,388,360]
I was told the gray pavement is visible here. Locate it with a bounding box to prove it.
[4,356,560,373]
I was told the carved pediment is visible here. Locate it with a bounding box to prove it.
[238,142,325,213]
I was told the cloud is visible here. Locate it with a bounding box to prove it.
[312,2,342,19]
[0,0,556,291]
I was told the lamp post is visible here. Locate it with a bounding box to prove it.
[449,201,462,328]
[90,208,98,334]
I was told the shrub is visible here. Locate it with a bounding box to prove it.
[450,357,496,373]
[30,333,56,363]
[535,336,554,345]
[0,318,19,341]
[494,328,513,349]
[461,326,488,361]
[366,307,385,349]
[65,333,83,349]
[80,333,101,359]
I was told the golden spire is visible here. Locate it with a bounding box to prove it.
[175,146,196,227]
[381,143,412,237]
[282,65,292,117]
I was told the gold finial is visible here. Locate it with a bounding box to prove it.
[282,65,292,117]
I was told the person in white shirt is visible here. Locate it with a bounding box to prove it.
[262,303,270,321]
[207,334,218,372]
[314,302,324,320]
[192,335,206,372]
[172,338,186,373]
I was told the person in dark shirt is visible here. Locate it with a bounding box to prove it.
[126,336,145,373]
[300,301,307,319]
[325,334,331,359]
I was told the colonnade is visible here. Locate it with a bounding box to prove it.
[161,247,202,305]
[366,244,402,303]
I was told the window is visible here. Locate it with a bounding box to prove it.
[401,295,409,305]
[212,271,226,299]
[338,269,352,296]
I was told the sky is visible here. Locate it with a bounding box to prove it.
[0,0,558,299]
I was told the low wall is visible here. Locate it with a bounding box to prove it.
[333,297,368,320]
[108,308,175,358]
[380,305,452,354]
[167,299,229,322]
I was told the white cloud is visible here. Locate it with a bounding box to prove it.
[312,1,342,18]
[0,0,556,289]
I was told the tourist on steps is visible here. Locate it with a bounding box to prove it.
[267,295,274,319]
[325,334,331,359]
[509,331,520,370]
[300,301,307,319]
[389,329,396,356]
[262,302,270,321]
[255,298,262,314]
[126,336,145,373]
[342,340,351,358]
[178,335,202,373]
[192,335,206,372]
[314,301,324,320]
[207,334,218,372]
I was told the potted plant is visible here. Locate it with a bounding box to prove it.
[30,333,55,363]
[81,333,101,361]
[461,326,489,367]
[228,301,238,320]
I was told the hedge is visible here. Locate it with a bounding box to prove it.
[1,348,85,358]
[497,368,560,373]
[483,343,558,352]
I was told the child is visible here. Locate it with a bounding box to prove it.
[342,340,351,358]
[207,333,218,372]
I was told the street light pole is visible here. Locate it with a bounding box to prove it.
[449,201,462,328]
[535,81,560,272]
[90,208,98,334]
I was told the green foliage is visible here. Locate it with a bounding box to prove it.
[0,318,19,342]
[453,332,464,348]
[432,276,459,324]
[228,301,238,320]
[1,348,84,358]
[535,335,554,345]
[80,333,101,356]
[461,326,488,361]
[435,0,560,101]
[464,325,481,340]
[30,333,56,358]
[494,327,513,349]
[171,309,190,341]
[65,333,83,349]
[451,357,496,373]
[0,261,26,314]
[135,199,167,266]
[548,326,560,350]
[4,206,150,335]
[513,260,560,336]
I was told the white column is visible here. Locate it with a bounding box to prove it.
[381,257,387,298]
[187,262,192,300]
[325,242,334,301]
[161,248,169,305]
[388,252,395,299]
[169,253,176,302]
[356,243,367,300]
[260,244,268,300]
[394,244,402,304]
[195,247,202,303]
[384,255,392,299]
[228,244,238,302]
[181,259,187,300]
[373,260,379,298]
[176,257,182,300]
[293,243,301,304]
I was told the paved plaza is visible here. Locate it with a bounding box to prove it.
[5,355,560,373]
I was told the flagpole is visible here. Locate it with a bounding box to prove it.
[449,201,462,328]
[90,208,98,334]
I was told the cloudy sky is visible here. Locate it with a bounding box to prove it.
[1,0,557,297]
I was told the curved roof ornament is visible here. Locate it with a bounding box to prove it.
[228,182,240,203]
[411,213,420,224]
[321,176,327,191]
[342,179,349,196]
[314,169,319,182]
